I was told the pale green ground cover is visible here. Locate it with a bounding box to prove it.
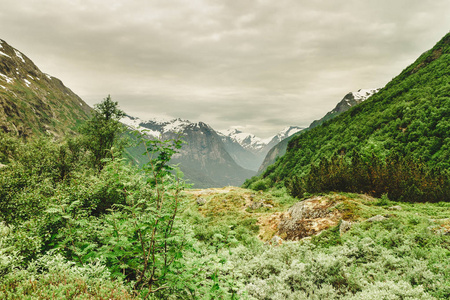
[1,188,449,299]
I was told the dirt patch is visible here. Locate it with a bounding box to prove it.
[257,212,287,241]
[185,186,238,198]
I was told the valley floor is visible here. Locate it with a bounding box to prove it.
[180,187,450,299]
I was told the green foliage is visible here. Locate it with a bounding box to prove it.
[286,151,450,202]
[0,97,203,298]
[0,251,135,299]
[249,178,270,191]
[79,95,126,170]
[311,223,342,248]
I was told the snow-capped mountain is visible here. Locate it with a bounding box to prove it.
[122,115,255,188]
[121,115,197,138]
[219,126,303,155]
[263,126,304,152]
[122,115,304,178]
[217,126,304,171]
[218,129,269,153]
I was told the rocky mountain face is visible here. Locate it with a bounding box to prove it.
[258,88,379,173]
[0,39,91,138]
[218,126,303,171]
[122,116,303,187]
[122,116,256,188]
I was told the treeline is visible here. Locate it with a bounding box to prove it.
[285,151,450,202]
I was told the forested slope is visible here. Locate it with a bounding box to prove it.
[253,32,450,190]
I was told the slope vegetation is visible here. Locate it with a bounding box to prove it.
[0,39,91,137]
[254,32,450,190]
[258,89,379,173]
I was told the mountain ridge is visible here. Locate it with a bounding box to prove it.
[257,88,379,173]
[122,115,256,188]
[0,39,91,138]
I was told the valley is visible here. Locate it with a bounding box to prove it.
[1,29,450,299]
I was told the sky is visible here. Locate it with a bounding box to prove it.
[1,0,450,138]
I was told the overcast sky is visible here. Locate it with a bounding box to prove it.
[1,0,450,137]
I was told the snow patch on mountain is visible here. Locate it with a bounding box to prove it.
[121,115,208,139]
[0,50,11,58]
[14,49,25,63]
[121,115,161,137]
[351,88,380,103]
[0,73,14,84]
[162,118,193,133]
[219,129,267,151]
[271,126,303,142]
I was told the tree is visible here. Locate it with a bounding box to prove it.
[80,95,125,170]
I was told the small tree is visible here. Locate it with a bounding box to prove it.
[80,95,125,170]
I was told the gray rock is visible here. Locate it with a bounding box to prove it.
[270,235,283,246]
[250,202,263,210]
[388,205,402,211]
[367,215,386,222]
[196,197,206,206]
[339,220,352,235]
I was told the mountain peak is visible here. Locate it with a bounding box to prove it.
[309,88,380,129]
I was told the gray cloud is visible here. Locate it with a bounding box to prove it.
[1,0,450,137]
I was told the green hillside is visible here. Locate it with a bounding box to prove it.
[0,39,91,138]
[248,32,450,196]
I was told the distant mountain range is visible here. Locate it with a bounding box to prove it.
[121,115,302,187]
[218,126,303,171]
[0,39,91,137]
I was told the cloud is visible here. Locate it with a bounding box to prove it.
[1,0,450,137]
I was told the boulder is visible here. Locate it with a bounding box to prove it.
[277,196,341,240]
[388,205,402,211]
[270,235,283,246]
[366,215,386,222]
[196,197,207,206]
[339,220,352,235]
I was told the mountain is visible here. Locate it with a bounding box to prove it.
[219,129,270,154]
[122,115,256,188]
[308,88,380,129]
[258,88,379,173]
[253,32,450,187]
[219,126,303,171]
[0,39,91,137]
[217,133,263,171]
